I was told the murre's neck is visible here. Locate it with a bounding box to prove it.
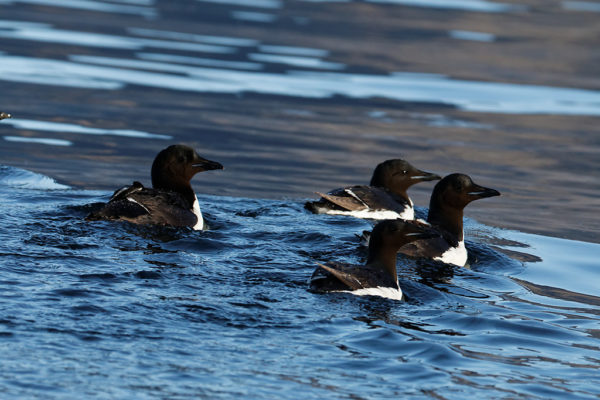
[366,242,399,286]
[427,198,464,242]
[370,175,410,205]
[152,173,196,208]
[388,188,410,205]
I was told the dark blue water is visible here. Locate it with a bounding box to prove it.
[1,165,599,399]
[2,0,600,397]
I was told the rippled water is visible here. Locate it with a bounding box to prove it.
[1,166,599,399]
[1,0,599,397]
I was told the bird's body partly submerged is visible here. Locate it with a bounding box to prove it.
[86,145,223,230]
[399,174,500,266]
[0,112,11,120]
[310,219,439,300]
[305,159,440,220]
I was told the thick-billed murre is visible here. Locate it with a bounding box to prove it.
[305,159,440,220]
[86,145,223,230]
[399,173,500,266]
[310,219,439,300]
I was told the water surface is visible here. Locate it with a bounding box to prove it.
[0,1,599,397]
[1,166,599,399]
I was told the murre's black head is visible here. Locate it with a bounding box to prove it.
[151,144,223,191]
[370,159,440,198]
[0,112,11,120]
[431,173,500,210]
[425,173,499,242]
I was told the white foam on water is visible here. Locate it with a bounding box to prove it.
[0,165,70,190]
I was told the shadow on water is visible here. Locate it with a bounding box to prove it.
[1,165,599,398]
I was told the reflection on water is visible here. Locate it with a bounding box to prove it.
[3,118,172,139]
[503,231,599,299]
[4,136,73,147]
[231,11,278,23]
[0,0,157,17]
[1,16,599,116]
[563,1,600,12]
[449,30,497,42]
[257,45,330,57]
[308,0,524,12]
[248,53,345,70]
[195,0,282,9]
[3,53,595,117]
[0,20,237,53]
[137,52,263,70]
[126,27,259,47]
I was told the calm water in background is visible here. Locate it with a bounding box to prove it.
[1,0,600,398]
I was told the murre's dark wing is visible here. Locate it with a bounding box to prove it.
[310,185,407,213]
[342,185,408,212]
[314,189,367,212]
[87,182,150,221]
[399,231,457,260]
[87,187,197,227]
[311,262,395,293]
[109,181,145,202]
[317,262,366,290]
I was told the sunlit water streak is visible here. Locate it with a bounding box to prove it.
[2,51,600,116]
[562,1,600,12]
[1,19,599,117]
[449,30,497,42]
[231,11,278,23]
[1,165,599,399]
[3,119,172,140]
[302,0,525,12]
[0,0,157,17]
[3,136,73,146]
[194,0,282,9]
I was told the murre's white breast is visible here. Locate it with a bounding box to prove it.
[434,240,467,266]
[340,285,404,301]
[192,195,203,230]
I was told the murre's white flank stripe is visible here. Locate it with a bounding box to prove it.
[339,286,404,301]
[126,197,150,214]
[435,240,467,266]
[343,188,369,208]
[324,207,414,220]
[113,184,142,200]
[192,195,204,230]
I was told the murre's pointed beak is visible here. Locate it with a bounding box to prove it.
[468,184,500,200]
[192,155,224,172]
[0,112,11,120]
[411,170,441,182]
